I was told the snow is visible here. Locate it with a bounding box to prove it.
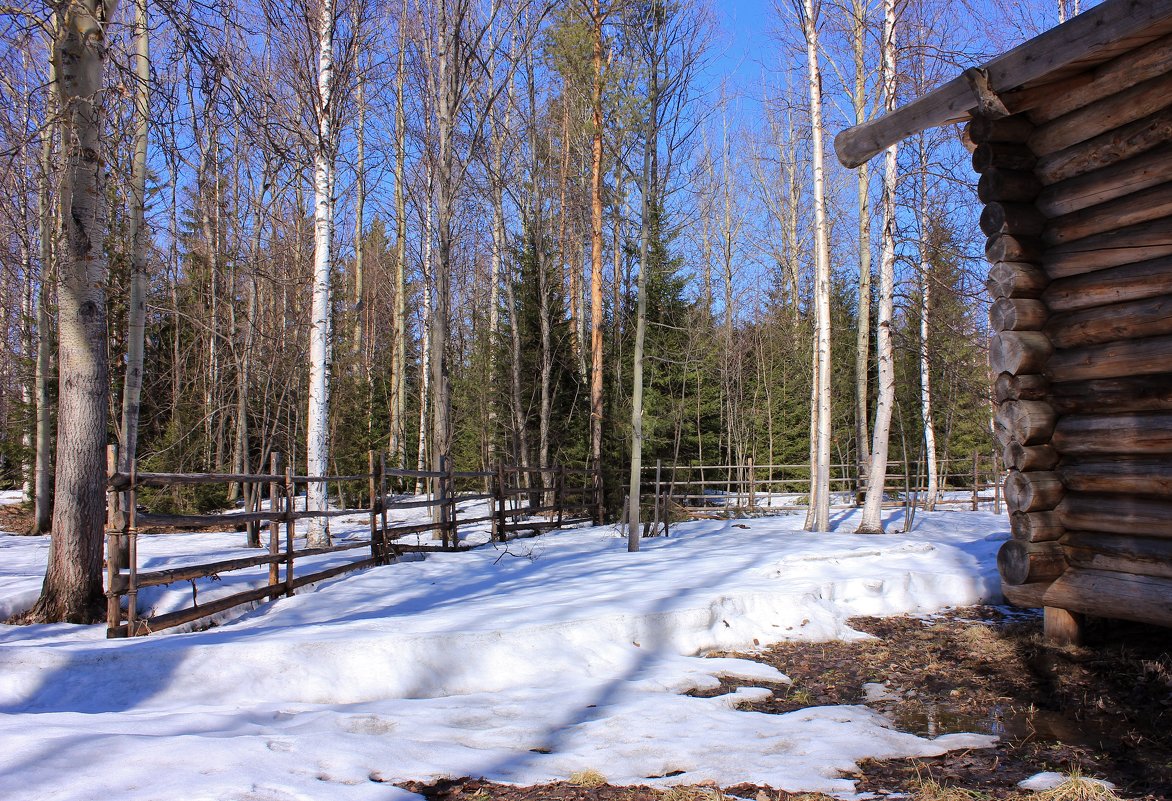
[0,506,1010,800]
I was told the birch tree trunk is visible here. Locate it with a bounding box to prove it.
[917,143,938,511]
[307,0,338,547]
[857,0,899,534]
[919,245,938,511]
[118,0,150,513]
[851,0,871,503]
[800,0,832,533]
[30,2,113,622]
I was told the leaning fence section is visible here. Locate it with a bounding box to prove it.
[104,448,599,639]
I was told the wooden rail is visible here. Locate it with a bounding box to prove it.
[637,451,1005,534]
[104,448,600,638]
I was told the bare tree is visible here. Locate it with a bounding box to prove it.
[116,0,151,556]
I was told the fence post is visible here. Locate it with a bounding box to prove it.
[593,462,604,526]
[126,455,139,635]
[972,449,980,512]
[747,456,756,512]
[105,444,123,637]
[269,452,281,591]
[438,454,452,549]
[245,473,260,548]
[369,451,379,564]
[379,452,389,559]
[494,464,507,542]
[284,465,295,597]
[664,462,677,538]
[556,464,566,528]
[652,459,662,536]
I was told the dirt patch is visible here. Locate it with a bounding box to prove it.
[0,503,37,536]
[400,606,1171,801]
[397,778,832,801]
[712,606,1172,800]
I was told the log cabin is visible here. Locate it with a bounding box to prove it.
[834,0,1172,644]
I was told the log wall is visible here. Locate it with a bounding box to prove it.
[979,37,1172,637]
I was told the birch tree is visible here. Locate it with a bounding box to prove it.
[856,0,898,534]
[305,0,340,546]
[796,0,832,533]
[849,0,872,503]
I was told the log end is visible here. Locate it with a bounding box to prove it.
[998,539,1067,585]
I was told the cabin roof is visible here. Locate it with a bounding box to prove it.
[833,0,1172,169]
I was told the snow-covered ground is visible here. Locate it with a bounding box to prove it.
[0,505,1010,800]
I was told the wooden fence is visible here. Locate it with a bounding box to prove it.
[638,451,1005,534]
[103,447,598,639]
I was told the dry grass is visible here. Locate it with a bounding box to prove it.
[910,776,988,801]
[567,770,608,789]
[1033,773,1119,801]
[659,787,722,801]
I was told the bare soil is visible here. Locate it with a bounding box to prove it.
[401,606,1172,801]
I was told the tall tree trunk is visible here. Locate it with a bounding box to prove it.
[415,162,434,496]
[33,22,57,535]
[503,270,531,480]
[851,0,871,504]
[917,144,938,511]
[431,0,456,488]
[919,245,938,511]
[353,71,366,355]
[485,34,513,469]
[118,0,150,503]
[30,4,112,622]
[627,38,658,553]
[390,6,408,469]
[589,0,606,521]
[307,0,337,547]
[801,0,831,533]
[857,0,898,534]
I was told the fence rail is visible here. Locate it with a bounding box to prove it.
[636,450,1004,536]
[104,448,599,639]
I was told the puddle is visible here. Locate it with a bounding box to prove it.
[889,701,1114,748]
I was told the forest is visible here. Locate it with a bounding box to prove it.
[0,0,1076,620]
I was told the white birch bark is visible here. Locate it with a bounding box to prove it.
[917,147,938,511]
[119,0,150,486]
[801,0,832,533]
[307,0,338,547]
[851,0,871,502]
[857,0,899,534]
[919,248,938,511]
